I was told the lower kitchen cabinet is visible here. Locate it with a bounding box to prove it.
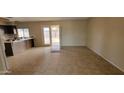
[5,39,34,56]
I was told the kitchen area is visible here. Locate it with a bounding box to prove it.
[1,25,34,57]
[0,18,35,74]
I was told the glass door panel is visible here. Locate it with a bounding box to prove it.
[43,27,50,45]
[51,25,60,51]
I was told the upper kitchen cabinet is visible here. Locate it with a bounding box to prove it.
[0,18,17,34]
[3,25,17,34]
[0,25,17,35]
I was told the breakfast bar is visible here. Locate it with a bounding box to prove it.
[4,38,34,56]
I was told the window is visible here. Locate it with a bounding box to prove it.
[17,28,30,38]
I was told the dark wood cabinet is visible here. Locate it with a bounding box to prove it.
[0,25,17,34]
[4,43,14,56]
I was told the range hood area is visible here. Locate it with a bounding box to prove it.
[0,25,17,34]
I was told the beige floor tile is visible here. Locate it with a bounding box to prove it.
[7,47,124,75]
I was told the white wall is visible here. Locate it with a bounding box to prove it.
[87,17,124,72]
[58,20,87,46]
[17,20,88,47]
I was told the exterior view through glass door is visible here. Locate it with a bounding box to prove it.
[42,25,60,51]
[43,27,51,45]
[51,25,60,51]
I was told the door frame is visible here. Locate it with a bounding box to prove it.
[41,25,51,46]
[41,25,61,47]
[50,25,61,48]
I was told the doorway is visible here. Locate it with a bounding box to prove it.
[51,25,60,51]
[42,25,60,51]
[42,26,51,45]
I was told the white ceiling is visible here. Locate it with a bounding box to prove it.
[5,17,88,22]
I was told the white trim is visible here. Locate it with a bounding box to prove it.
[87,47,124,72]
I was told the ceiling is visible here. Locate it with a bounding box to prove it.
[5,17,88,22]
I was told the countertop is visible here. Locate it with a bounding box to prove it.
[4,38,33,43]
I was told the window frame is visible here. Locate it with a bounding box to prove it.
[17,28,30,38]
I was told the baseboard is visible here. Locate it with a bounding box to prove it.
[87,47,124,72]
[61,45,86,47]
[0,70,10,75]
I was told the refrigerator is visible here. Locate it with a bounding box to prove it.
[0,28,9,74]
